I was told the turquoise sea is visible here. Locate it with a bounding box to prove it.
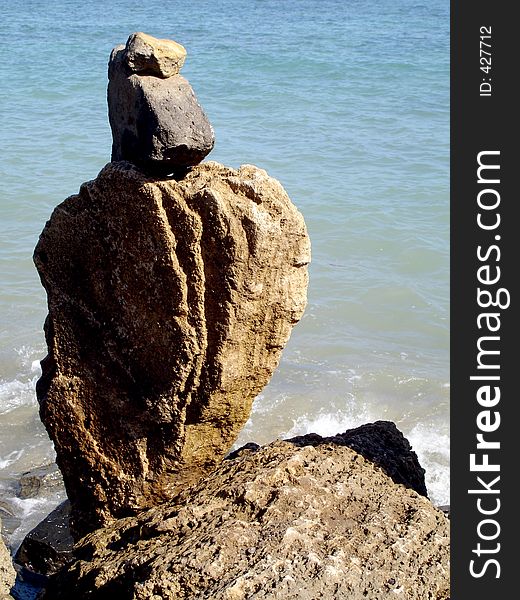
[0,0,449,549]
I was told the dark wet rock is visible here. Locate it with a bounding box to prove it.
[10,567,48,600]
[225,442,260,460]
[14,502,73,577]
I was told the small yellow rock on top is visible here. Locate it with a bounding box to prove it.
[124,31,187,78]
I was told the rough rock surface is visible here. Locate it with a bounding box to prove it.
[124,32,186,78]
[108,41,214,173]
[44,439,450,600]
[14,501,74,576]
[34,160,310,538]
[0,520,15,599]
[288,420,428,497]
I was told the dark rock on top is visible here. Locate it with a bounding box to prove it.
[108,33,214,174]
[287,420,428,497]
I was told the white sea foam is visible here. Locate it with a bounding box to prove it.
[9,496,51,519]
[0,346,63,550]
[283,406,376,439]
[0,448,25,469]
[407,422,450,506]
[0,346,42,415]
[16,346,43,371]
[0,377,39,416]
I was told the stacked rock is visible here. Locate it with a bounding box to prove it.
[108,32,215,174]
[33,32,310,539]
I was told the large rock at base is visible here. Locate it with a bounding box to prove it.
[33,161,310,539]
[44,438,450,600]
[108,44,214,173]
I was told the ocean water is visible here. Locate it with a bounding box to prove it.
[0,0,449,550]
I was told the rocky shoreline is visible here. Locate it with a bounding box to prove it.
[4,423,449,599]
[2,33,450,599]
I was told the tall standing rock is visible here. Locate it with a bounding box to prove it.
[108,33,215,174]
[34,161,310,538]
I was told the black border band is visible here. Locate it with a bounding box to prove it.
[451,2,515,596]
